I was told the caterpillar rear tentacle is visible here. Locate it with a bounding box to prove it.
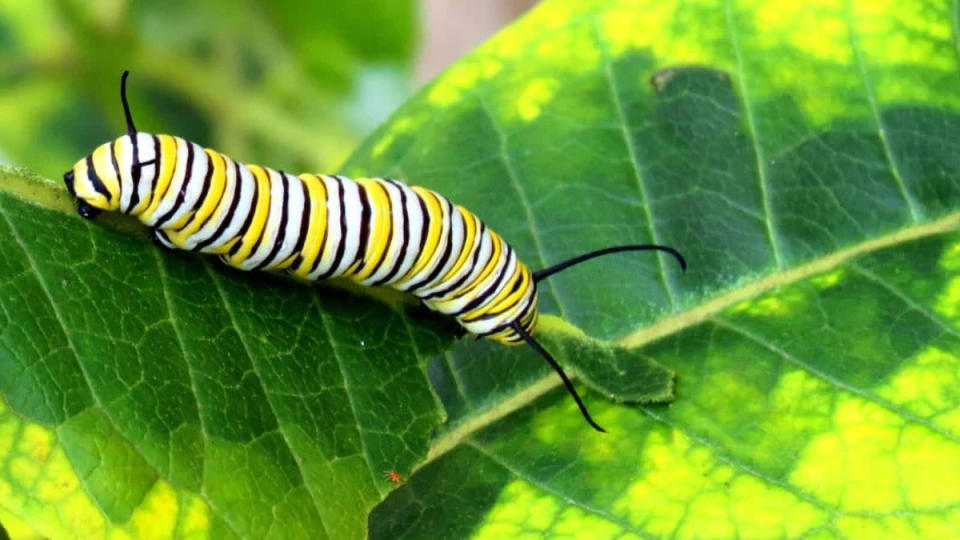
[62,71,686,433]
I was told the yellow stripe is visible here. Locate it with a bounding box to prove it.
[432,232,506,311]
[293,174,328,277]
[91,143,120,204]
[165,149,204,230]
[351,178,392,280]
[444,261,520,318]
[437,206,478,284]
[222,164,271,265]
[165,150,227,246]
[437,230,503,305]
[141,135,179,219]
[72,160,110,208]
[397,187,445,284]
[203,161,241,255]
[463,265,531,321]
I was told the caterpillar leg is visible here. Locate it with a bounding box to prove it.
[151,229,176,250]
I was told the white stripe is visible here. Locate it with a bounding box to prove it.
[205,162,257,252]
[429,220,492,302]
[331,176,363,277]
[241,168,285,270]
[427,246,514,315]
[360,179,405,286]
[307,175,342,279]
[386,182,425,287]
[130,133,159,215]
[144,137,190,226]
[263,172,306,270]
[414,202,466,294]
[117,135,135,212]
[399,193,452,291]
[162,144,210,229]
[462,284,535,336]
[185,157,238,250]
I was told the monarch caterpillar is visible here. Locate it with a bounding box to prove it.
[63,72,686,433]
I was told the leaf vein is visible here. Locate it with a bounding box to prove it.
[713,317,960,444]
[205,266,328,537]
[844,0,921,222]
[724,0,784,269]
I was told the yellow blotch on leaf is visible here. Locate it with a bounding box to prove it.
[936,242,960,327]
[750,0,852,64]
[837,512,960,540]
[808,268,846,289]
[372,116,414,158]
[0,406,214,539]
[791,395,960,513]
[428,59,502,107]
[516,78,559,122]
[473,480,628,540]
[600,0,716,64]
[875,346,960,433]
[613,430,824,538]
[472,481,559,539]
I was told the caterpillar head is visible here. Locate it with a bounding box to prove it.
[63,71,157,219]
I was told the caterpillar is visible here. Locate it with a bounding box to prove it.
[63,72,686,433]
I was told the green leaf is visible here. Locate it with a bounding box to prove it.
[2,0,960,539]
[0,168,458,537]
[341,0,960,537]
[0,0,418,179]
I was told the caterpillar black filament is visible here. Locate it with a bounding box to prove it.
[63,72,686,432]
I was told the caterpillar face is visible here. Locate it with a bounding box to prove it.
[64,133,159,219]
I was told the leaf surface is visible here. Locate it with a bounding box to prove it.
[2,0,960,538]
[342,0,960,537]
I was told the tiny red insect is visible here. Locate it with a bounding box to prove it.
[384,470,403,485]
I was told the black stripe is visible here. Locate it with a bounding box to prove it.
[142,135,163,209]
[151,137,181,215]
[153,142,195,228]
[109,139,122,205]
[473,296,535,340]
[287,175,311,270]
[227,164,262,257]
[128,133,141,210]
[395,188,431,290]
[193,159,244,252]
[462,269,529,322]
[353,177,372,272]
[317,176,347,279]
[421,220,486,300]
[245,169,280,262]
[306,175,332,276]
[253,172,291,270]
[172,147,214,234]
[84,155,111,198]
[363,179,394,278]
[371,179,410,286]
[406,197,460,292]
[183,153,227,243]
[452,249,515,317]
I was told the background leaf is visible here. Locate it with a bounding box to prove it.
[2,0,960,539]
[0,0,417,179]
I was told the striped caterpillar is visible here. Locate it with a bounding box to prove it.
[63,72,686,432]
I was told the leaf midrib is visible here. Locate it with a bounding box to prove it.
[423,209,960,469]
[6,168,960,468]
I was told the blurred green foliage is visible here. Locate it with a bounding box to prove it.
[0,0,418,180]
